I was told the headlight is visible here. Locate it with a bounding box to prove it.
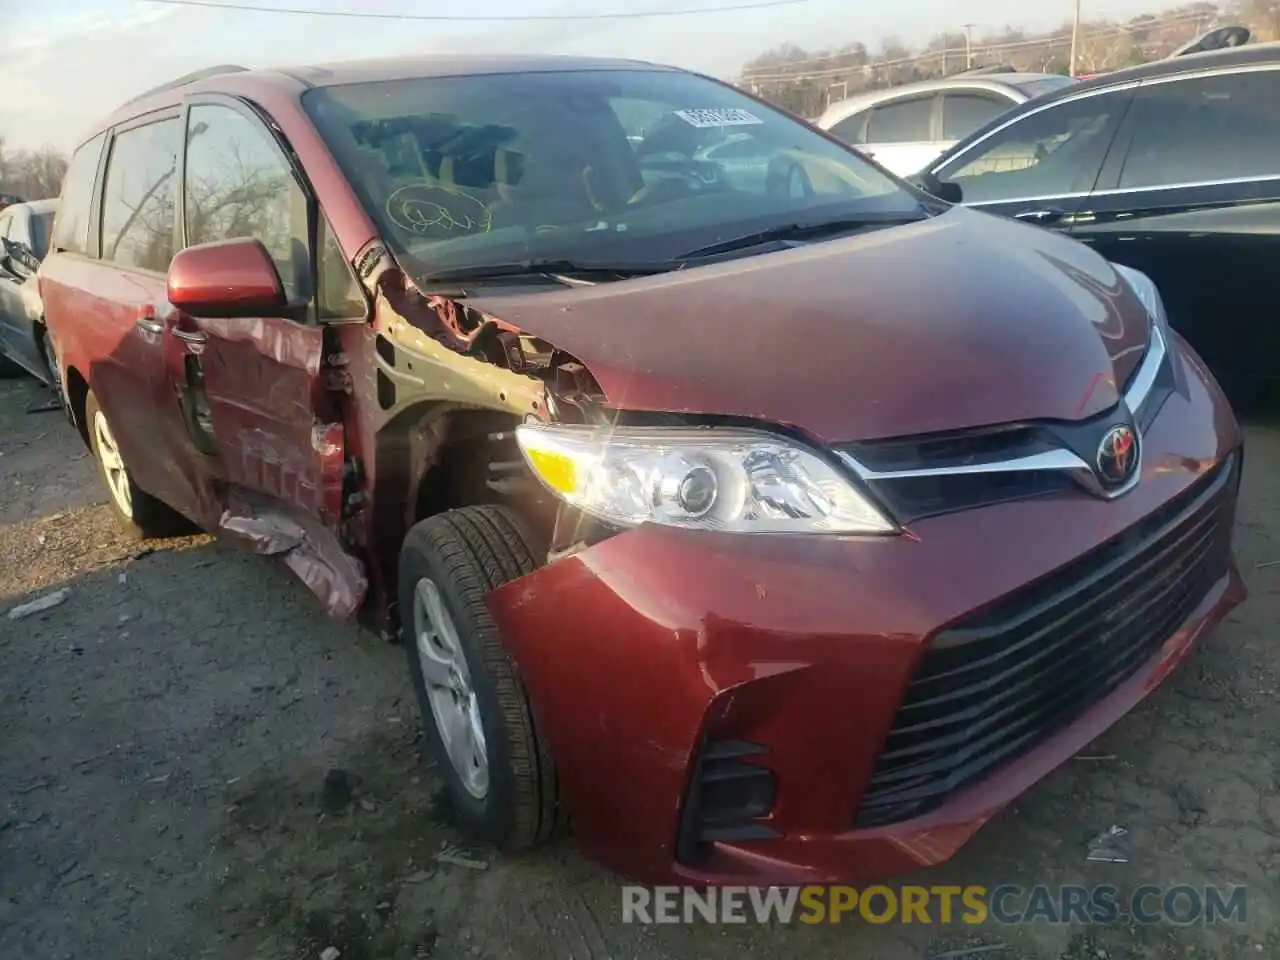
[515,423,896,535]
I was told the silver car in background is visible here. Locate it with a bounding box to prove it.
[0,198,59,386]
[815,71,1076,177]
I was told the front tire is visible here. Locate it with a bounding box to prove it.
[399,505,563,849]
[84,389,188,539]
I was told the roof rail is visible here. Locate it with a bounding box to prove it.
[119,64,250,108]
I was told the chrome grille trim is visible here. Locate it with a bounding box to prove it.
[836,323,1167,503]
[1123,323,1167,413]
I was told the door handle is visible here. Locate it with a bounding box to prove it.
[135,306,164,336]
[1014,208,1066,226]
[135,303,164,336]
[173,328,209,345]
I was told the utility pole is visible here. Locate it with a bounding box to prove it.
[962,23,976,68]
[1068,0,1082,77]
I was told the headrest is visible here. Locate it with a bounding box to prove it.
[438,155,457,190]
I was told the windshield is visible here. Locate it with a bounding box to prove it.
[302,67,922,280]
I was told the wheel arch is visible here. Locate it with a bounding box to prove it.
[369,401,558,635]
[64,364,91,447]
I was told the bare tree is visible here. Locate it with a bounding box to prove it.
[1233,0,1280,38]
[0,143,69,200]
[738,1,1253,111]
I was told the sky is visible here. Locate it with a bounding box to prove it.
[0,0,1176,152]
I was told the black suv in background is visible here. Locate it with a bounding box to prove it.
[915,42,1280,410]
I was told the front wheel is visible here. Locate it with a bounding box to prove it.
[399,505,564,849]
[84,389,189,539]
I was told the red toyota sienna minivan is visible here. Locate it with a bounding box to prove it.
[38,55,1245,886]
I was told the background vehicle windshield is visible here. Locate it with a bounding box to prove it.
[303,67,923,278]
[30,212,53,260]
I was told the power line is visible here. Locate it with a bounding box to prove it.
[144,0,813,20]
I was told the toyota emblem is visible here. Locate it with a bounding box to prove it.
[1096,425,1139,487]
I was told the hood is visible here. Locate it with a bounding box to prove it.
[468,207,1152,443]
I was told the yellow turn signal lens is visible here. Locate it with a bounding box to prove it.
[523,447,578,495]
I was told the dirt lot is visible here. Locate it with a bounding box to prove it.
[1,372,1278,960]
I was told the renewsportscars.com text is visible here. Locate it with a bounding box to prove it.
[621,884,1247,926]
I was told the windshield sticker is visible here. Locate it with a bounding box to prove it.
[674,108,764,128]
[386,183,493,237]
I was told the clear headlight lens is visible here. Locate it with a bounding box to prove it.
[515,424,896,535]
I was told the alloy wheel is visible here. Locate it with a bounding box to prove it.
[93,409,134,520]
[412,576,489,799]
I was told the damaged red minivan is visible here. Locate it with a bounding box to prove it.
[39,55,1244,885]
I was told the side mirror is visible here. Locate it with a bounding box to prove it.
[1169,24,1250,57]
[167,238,289,319]
[911,170,963,205]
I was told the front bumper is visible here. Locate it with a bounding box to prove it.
[486,338,1245,885]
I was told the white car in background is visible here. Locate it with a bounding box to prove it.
[815,70,1076,177]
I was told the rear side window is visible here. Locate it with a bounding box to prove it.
[828,111,868,145]
[101,119,182,273]
[941,93,1011,140]
[183,103,309,298]
[50,133,106,256]
[937,92,1126,203]
[1118,69,1280,189]
[865,98,933,143]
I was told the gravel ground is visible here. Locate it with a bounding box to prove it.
[1,372,1278,960]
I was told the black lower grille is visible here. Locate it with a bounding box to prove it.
[853,455,1239,829]
[675,740,779,864]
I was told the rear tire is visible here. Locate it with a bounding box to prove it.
[399,505,564,849]
[85,389,189,539]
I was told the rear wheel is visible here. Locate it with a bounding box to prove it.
[85,389,188,539]
[399,505,564,849]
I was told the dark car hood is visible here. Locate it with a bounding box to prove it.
[468,206,1152,442]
